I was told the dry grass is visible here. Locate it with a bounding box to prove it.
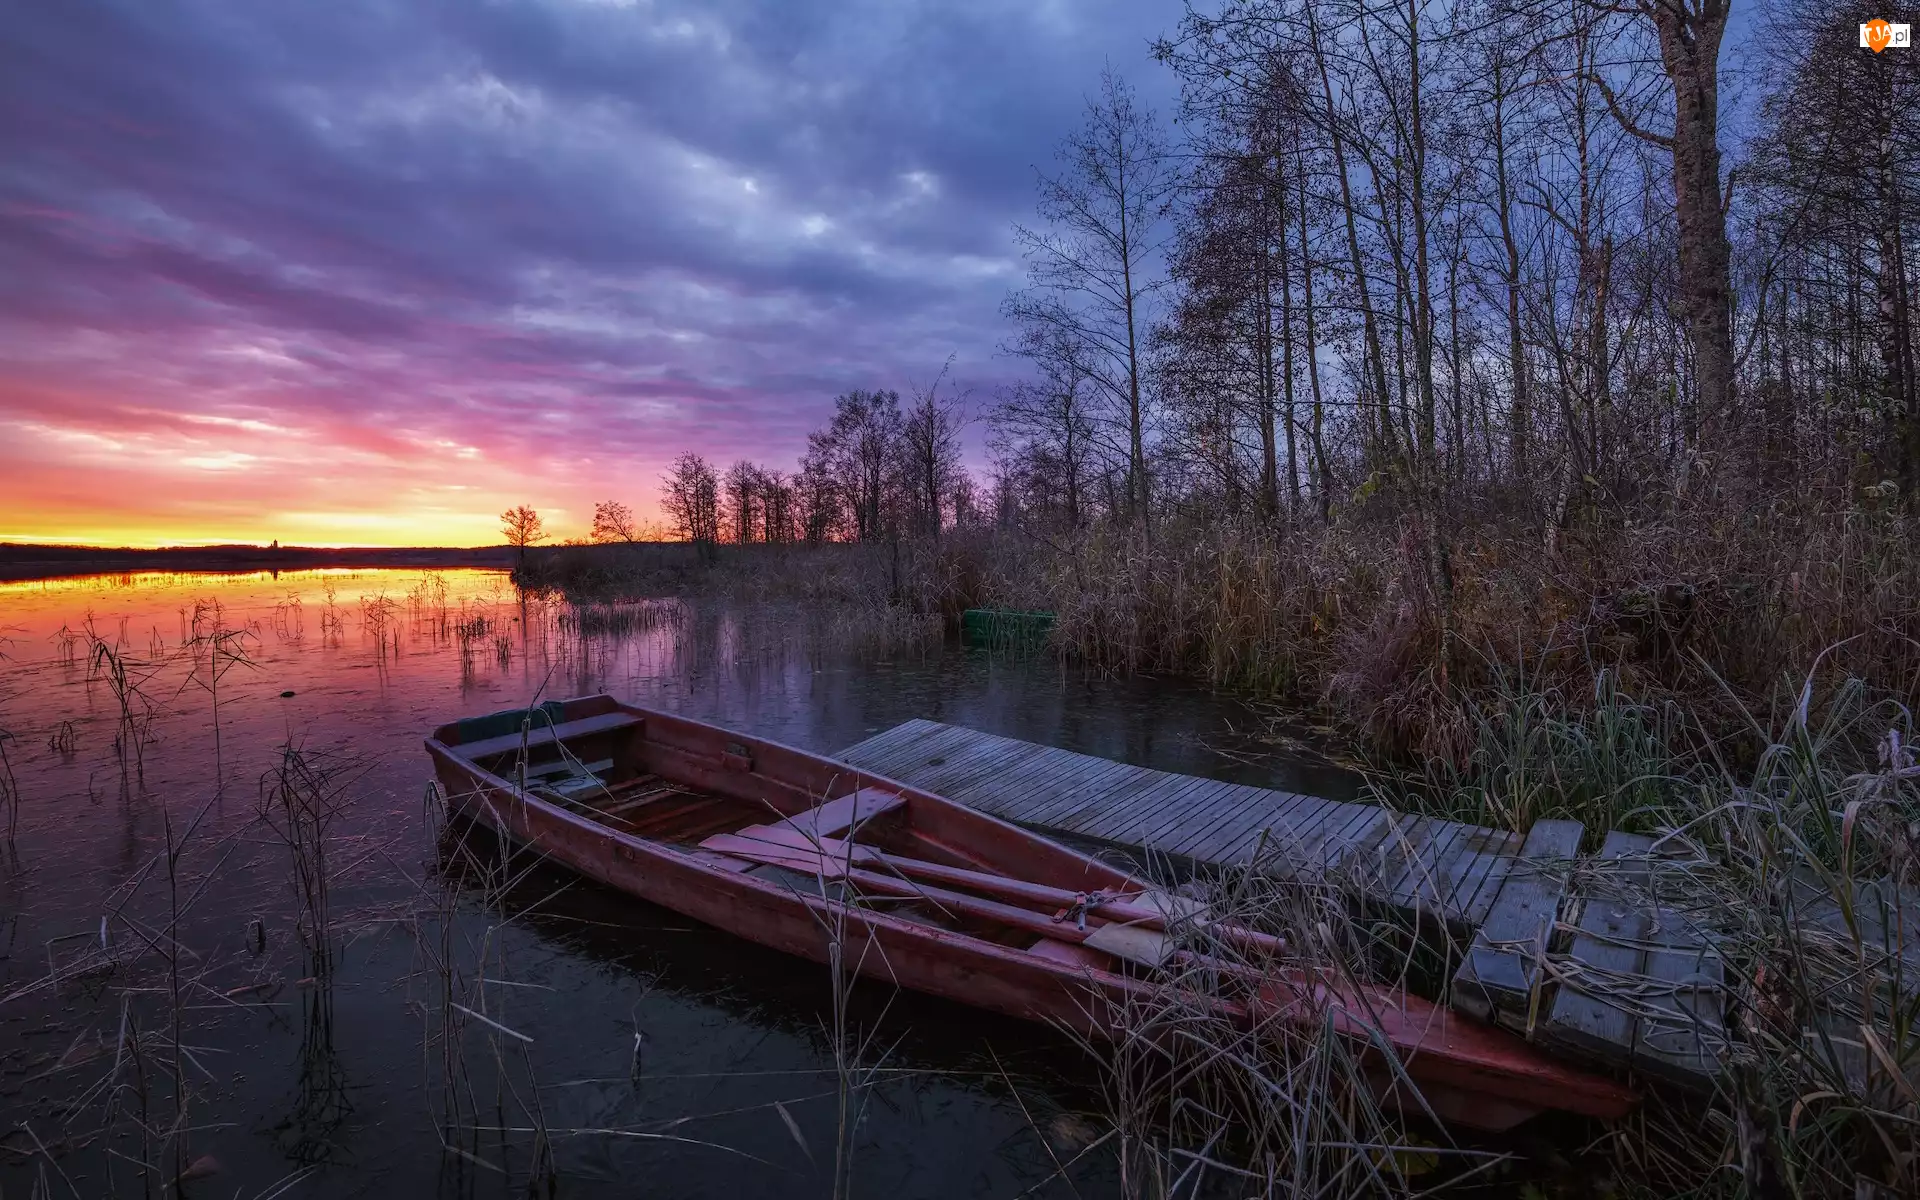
[968,505,1920,766]
[1059,862,1478,1199]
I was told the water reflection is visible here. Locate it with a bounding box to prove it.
[0,567,1344,1196]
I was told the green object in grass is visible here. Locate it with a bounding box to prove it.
[960,608,1056,648]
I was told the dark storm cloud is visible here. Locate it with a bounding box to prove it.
[0,0,1178,483]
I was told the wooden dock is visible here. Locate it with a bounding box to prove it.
[839,718,1524,929]
[837,718,1729,1089]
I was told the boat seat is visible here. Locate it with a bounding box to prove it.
[455,712,640,761]
[526,757,614,781]
[771,787,905,840]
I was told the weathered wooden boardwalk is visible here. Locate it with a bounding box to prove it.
[839,718,1525,930]
[838,718,1731,1089]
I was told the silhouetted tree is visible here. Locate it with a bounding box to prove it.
[659,453,720,553]
[590,500,637,544]
[500,505,545,564]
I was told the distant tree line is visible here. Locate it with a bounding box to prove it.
[641,364,976,549]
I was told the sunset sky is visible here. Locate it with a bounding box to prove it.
[0,0,1173,547]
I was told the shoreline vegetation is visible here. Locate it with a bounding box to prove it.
[508,507,1920,1195]
[0,541,517,582]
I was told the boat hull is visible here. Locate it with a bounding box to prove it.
[424,696,1639,1131]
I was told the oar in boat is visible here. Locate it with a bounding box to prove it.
[702,823,1288,957]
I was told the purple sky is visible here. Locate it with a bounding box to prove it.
[0,0,1177,544]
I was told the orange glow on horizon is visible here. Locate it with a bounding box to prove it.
[0,403,677,548]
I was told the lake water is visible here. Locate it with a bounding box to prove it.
[0,568,1355,1197]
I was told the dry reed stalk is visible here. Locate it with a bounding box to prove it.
[0,727,18,846]
[1053,853,1484,1199]
[82,616,161,779]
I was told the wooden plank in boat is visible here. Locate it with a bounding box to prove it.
[456,711,641,761]
[1451,819,1583,1024]
[1083,921,1177,969]
[778,787,905,839]
[1028,937,1112,971]
[1541,831,1654,1061]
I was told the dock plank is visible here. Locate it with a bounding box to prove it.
[1054,766,1179,837]
[1452,819,1583,1025]
[1541,831,1655,1062]
[835,720,928,766]
[910,733,1033,794]
[1104,776,1240,849]
[1456,829,1526,925]
[1020,757,1145,828]
[1385,818,1475,912]
[861,722,989,777]
[1634,905,1726,1087]
[1168,785,1319,861]
[839,720,954,777]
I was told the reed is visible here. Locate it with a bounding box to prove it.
[257,745,358,959]
[82,615,159,779]
[0,727,17,846]
[318,581,346,641]
[271,589,305,641]
[409,774,574,1189]
[1048,853,1469,1199]
[359,591,402,659]
[1351,661,1919,1197]
[182,599,259,790]
[407,572,453,637]
[558,598,683,638]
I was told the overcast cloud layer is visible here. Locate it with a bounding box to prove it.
[0,0,1175,543]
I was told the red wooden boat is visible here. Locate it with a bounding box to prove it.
[424,695,1636,1131]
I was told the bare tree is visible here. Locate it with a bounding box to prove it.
[898,359,968,538]
[1005,67,1175,524]
[723,460,763,544]
[815,389,903,542]
[659,453,720,551]
[590,500,637,544]
[991,347,1099,530]
[794,440,843,545]
[499,505,545,565]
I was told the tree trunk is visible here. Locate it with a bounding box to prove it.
[1491,58,1531,485]
[1299,159,1333,523]
[1649,0,1735,434]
